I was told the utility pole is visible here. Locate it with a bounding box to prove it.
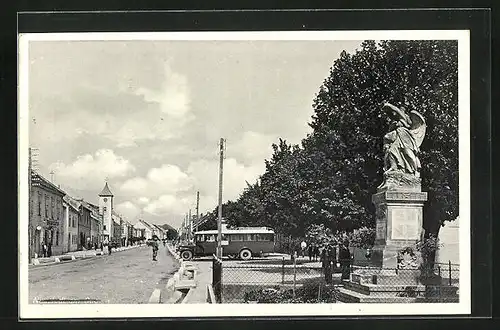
[188,208,192,242]
[184,213,188,242]
[216,138,225,259]
[28,147,39,260]
[195,191,200,232]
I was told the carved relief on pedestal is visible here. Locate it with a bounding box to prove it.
[397,247,420,270]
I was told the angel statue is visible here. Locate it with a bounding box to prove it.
[379,102,426,184]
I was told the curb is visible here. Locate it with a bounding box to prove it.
[148,288,162,304]
[157,245,193,304]
[166,243,182,262]
[30,244,147,268]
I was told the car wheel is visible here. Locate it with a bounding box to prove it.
[239,249,252,260]
[181,250,193,260]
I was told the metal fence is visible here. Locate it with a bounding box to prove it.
[216,258,459,304]
[212,255,223,303]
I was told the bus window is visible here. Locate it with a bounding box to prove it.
[245,234,256,241]
[256,234,272,241]
[206,235,215,242]
[231,234,244,241]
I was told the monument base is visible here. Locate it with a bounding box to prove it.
[370,189,427,269]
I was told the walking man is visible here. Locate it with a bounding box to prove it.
[151,236,159,261]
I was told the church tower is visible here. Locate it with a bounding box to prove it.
[98,181,113,241]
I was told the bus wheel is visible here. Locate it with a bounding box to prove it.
[181,250,193,260]
[239,249,252,260]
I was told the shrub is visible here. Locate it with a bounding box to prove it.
[347,226,376,249]
[243,284,339,303]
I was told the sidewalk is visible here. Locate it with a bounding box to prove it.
[30,244,147,267]
[182,261,212,304]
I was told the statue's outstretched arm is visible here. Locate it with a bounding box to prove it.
[382,102,408,122]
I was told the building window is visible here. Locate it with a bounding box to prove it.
[103,206,107,213]
[45,196,49,217]
[37,193,42,216]
[51,197,55,218]
[103,225,106,230]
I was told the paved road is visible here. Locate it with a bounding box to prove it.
[29,244,179,304]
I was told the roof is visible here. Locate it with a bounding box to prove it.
[99,182,113,196]
[195,228,275,235]
[63,195,81,212]
[138,219,154,230]
[79,199,96,212]
[31,171,66,196]
[152,224,163,230]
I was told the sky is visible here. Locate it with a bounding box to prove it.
[27,39,362,229]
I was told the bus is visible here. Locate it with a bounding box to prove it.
[176,227,275,261]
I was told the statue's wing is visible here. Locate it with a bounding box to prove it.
[409,110,426,148]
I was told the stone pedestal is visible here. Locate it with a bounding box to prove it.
[370,189,427,269]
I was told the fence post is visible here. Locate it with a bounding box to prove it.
[212,254,222,303]
[293,256,297,298]
[282,257,285,284]
[448,260,452,286]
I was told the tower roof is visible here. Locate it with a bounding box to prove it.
[99,182,113,197]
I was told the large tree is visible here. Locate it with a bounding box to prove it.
[308,40,458,236]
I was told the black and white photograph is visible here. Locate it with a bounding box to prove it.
[18,30,470,318]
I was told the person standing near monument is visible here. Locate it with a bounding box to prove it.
[339,241,351,280]
[300,240,307,258]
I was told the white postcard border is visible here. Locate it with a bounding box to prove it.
[18,29,471,319]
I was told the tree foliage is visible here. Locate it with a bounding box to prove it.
[199,40,458,239]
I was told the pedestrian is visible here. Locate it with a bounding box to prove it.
[339,241,351,281]
[300,240,307,258]
[47,242,52,257]
[314,245,320,262]
[151,236,159,261]
[42,241,47,258]
[322,246,332,284]
[108,242,113,255]
[100,242,103,251]
[308,244,313,261]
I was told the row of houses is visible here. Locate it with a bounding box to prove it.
[28,171,170,259]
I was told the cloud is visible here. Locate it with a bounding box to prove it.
[232,131,279,164]
[138,197,150,204]
[115,201,142,221]
[187,157,265,205]
[30,61,194,148]
[135,60,191,117]
[143,194,191,216]
[120,164,194,198]
[49,149,135,190]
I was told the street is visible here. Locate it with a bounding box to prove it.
[29,244,179,304]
